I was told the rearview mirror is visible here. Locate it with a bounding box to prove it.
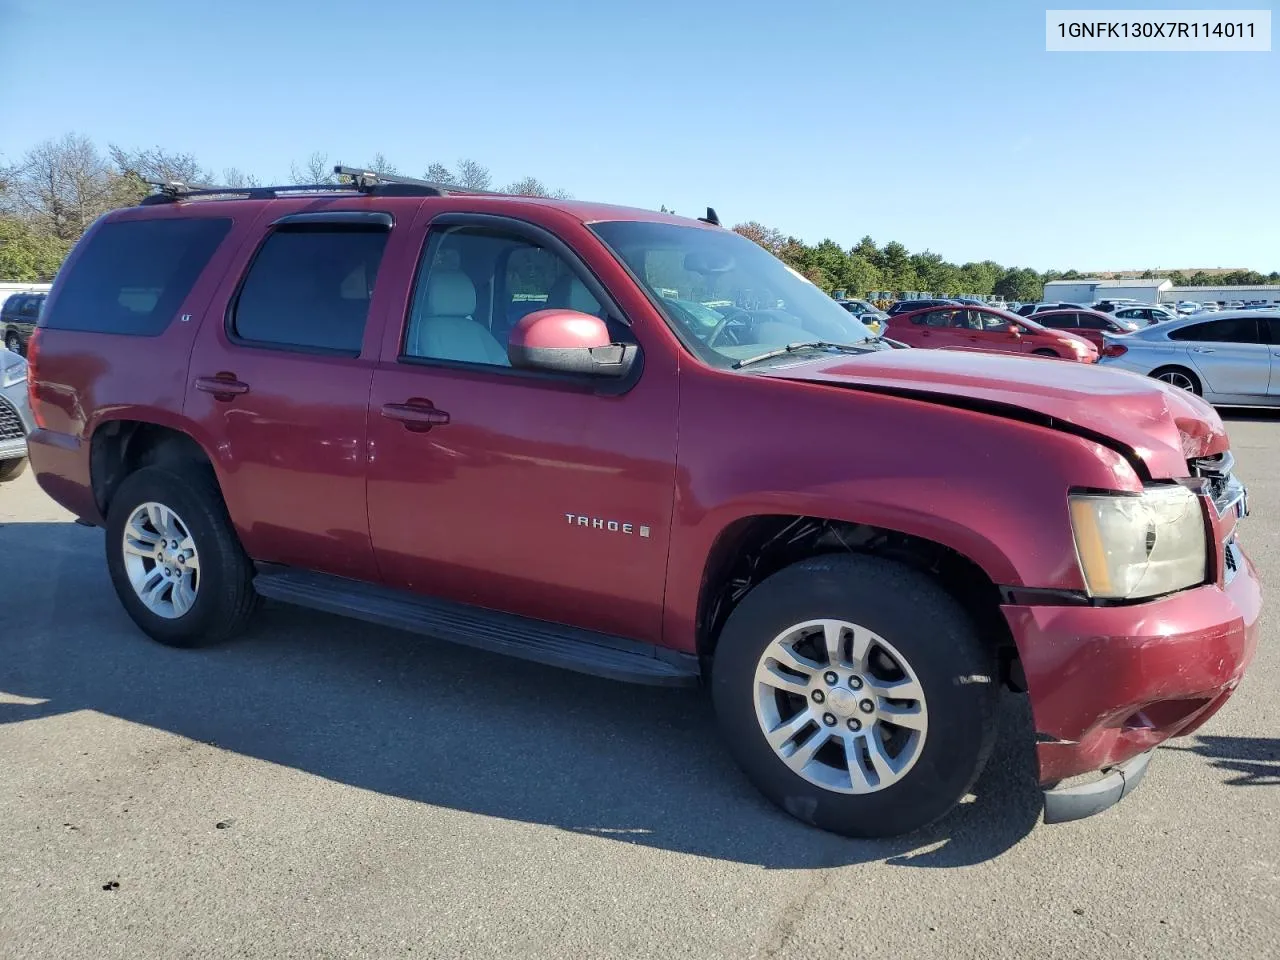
[508,310,636,379]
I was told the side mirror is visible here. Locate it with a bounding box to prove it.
[508,309,636,378]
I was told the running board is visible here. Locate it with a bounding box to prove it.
[252,568,700,688]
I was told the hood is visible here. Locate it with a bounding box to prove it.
[759,348,1225,478]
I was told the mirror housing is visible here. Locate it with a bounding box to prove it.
[508,309,636,378]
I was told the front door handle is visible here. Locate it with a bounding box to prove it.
[1192,347,1216,354]
[381,399,450,433]
[193,374,250,400]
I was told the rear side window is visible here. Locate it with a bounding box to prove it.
[1169,318,1260,343]
[43,218,231,335]
[1039,313,1072,328]
[231,226,388,353]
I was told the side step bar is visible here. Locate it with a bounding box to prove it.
[253,568,700,688]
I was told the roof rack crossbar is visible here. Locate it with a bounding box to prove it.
[333,165,500,196]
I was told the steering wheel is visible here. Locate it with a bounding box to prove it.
[707,307,753,348]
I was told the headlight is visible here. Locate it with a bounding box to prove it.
[1069,485,1207,599]
[0,357,26,388]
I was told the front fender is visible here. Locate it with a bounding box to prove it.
[661,367,1140,653]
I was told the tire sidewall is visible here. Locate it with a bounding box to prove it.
[105,466,235,647]
[711,555,997,838]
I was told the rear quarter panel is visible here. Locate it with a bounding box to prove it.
[27,205,268,521]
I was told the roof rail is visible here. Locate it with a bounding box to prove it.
[138,165,497,206]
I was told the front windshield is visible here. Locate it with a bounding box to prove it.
[589,220,874,367]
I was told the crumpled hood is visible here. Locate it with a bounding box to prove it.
[759,348,1226,478]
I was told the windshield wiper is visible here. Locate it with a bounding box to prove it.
[732,340,873,369]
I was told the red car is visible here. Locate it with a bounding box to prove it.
[1031,308,1141,350]
[25,169,1258,839]
[887,305,1099,362]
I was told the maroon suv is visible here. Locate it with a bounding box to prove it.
[25,169,1260,839]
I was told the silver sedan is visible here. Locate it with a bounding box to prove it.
[1097,310,1280,404]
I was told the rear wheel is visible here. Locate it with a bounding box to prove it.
[0,457,27,482]
[711,554,997,838]
[3,331,21,355]
[1150,365,1201,395]
[105,464,258,648]
[1031,348,1059,358]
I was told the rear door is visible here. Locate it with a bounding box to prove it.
[904,308,966,349]
[185,206,414,581]
[1169,316,1270,398]
[1073,312,1110,349]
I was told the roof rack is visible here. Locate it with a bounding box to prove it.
[139,165,497,206]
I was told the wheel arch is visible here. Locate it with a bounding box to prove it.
[89,417,222,518]
[693,513,1019,684]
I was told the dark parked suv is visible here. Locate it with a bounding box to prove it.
[26,170,1260,839]
[2,292,46,355]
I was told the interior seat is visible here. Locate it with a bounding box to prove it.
[407,270,508,365]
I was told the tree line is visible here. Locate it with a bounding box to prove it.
[0,134,573,281]
[731,221,1280,303]
[2,133,1277,300]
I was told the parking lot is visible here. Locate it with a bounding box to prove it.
[0,413,1276,960]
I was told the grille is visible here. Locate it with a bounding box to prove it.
[1188,451,1246,518]
[0,396,23,441]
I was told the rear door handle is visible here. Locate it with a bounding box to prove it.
[193,374,250,400]
[381,400,450,432]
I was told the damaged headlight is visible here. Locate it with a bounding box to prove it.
[1069,485,1207,600]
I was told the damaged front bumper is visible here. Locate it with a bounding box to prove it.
[1003,539,1261,823]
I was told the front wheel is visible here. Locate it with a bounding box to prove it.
[711,554,997,838]
[105,464,259,648]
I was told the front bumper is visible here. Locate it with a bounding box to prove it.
[1003,541,1261,792]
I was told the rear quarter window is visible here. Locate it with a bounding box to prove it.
[42,217,232,336]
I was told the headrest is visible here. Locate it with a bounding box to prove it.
[426,271,477,316]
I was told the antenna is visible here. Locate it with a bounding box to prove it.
[698,207,721,227]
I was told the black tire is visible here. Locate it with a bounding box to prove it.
[105,464,258,648]
[711,554,997,838]
[1031,348,1059,358]
[0,457,27,482]
[3,332,21,355]
[1149,365,1202,395]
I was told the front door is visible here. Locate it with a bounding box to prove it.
[365,215,679,643]
[959,309,1028,354]
[185,207,411,582]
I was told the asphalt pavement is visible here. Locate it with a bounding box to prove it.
[1,414,1277,959]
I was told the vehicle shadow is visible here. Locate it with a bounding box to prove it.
[1165,735,1280,786]
[0,521,1042,869]
[1219,407,1280,423]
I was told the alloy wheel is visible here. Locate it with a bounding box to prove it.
[753,619,928,794]
[121,501,201,619]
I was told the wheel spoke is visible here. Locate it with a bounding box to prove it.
[765,709,813,751]
[756,661,811,697]
[182,552,200,574]
[123,538,158,559]
[783,728,829,772]
[769,642,823,677]
[878,702,928,731]
[145,503,167,536]
[171,576,196,617]
[140,570,169,610]
[866,675,925,704]
[846,737,874,791]
[822,621,845,667]
[864,731,897,784]
[848,626,872,670]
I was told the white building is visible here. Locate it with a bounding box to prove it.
[0,281,52,303]
[1164,284,1280,305]
[1042,278,1173,304]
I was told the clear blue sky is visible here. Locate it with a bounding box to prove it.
[1,0,1276,271]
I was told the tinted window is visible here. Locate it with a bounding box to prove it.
[1168,318,1261,344]
[1038,313,1073,328]
[1262,318,1280,345]
[43,218,231,335]
[19,297,40,318]
[2,296,25,318]
[918,310,958,327]
[1077,314,1108,330]
[403,225,603,367]
[232,226,388,353]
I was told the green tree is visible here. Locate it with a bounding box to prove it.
[880,241,916,291]
[840,253,880,297]
[0,216,68,280]
[994,267,1042,302]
